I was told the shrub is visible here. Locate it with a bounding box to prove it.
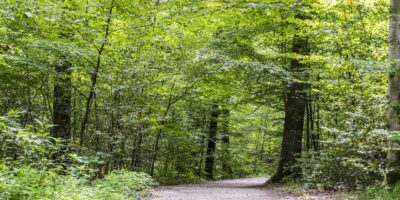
[0,166,61,200]
[91,170,155,199]
[0,114,155,200]
[0,113,62,169]
[350,182,400,200]
[301,129,388,190]
[0,167,155,200]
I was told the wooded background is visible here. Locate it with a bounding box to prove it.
[1,1,399,198]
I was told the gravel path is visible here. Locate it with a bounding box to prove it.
[148,177,337,200]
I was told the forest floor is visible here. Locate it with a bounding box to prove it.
[148,177,342,200]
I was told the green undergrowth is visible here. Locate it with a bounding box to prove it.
[348,183,400,200]
[0,114,155,200]
[279,181,400,200]
[0,167,155,200]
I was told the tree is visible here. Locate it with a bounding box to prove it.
[0,0,393,191]
[387,0,400,185]
[79,0,115,146]
[53,58,72,141]
[205,103,220,179]
[52,0,73,142]
[220,108,232,175]
[270,9,310,182]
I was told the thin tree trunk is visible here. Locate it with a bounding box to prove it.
[260,131,267,161]
[197,113,207,176]
[316,100,321,151]
[72,83,77,142]
[150,84,175,176]
[315,72,321,152]
[306,96,311,152]
[79,0,115,146]
[387,0,400,185]
[198,133,206,176]
[149,80,195,175]
[150,127,163,176]
[132,126,143,168]
[205,104,220,179]
[310,100,317,151]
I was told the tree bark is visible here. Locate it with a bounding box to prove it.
[306,96,311,152]
[270,19,309,183]
[52,0,72,142]
[197,112,207,176]
[221,108,232,175]
[387,0,400,185]
[205,104,220,179]
[53,59,72,141]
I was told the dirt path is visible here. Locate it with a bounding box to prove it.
[148,177,337,200]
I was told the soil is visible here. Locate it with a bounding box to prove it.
[148,177,339,200]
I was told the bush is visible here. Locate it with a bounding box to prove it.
[0,114,155,200]
[0,113,62,169]
[0,167,154,200]
[350,182,400,200]
[301,129,388,190]
[91,170,155,199]
[1,166,59,199]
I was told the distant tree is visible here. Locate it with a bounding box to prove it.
[205,103,220,179]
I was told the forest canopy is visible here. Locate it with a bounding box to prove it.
[1,0,400,199]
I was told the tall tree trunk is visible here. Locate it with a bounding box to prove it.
[221,108,232,175]
[197,133,206,176]
[132,126,143,168]
[270,17,309,183]
[315,73,321,152]
[387,0,400,185]
[52,0,72,142]
[205,104,220,179]
[150,125,163,176]
[53,59,72,141]
[306,96,311,152]
[260,131,267,161]
[197,112,207,176]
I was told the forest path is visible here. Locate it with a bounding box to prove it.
[148,177,336,200]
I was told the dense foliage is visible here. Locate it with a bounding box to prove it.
[1,0,399,199]
[0,114,155,199]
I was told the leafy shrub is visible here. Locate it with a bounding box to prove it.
[0,114,155,200]
[91,170,155,199]
[349,182,400,200]
[0,166,61,200]
[0,167,155,200]
[0,113,62,169]
[301,129,388,190]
